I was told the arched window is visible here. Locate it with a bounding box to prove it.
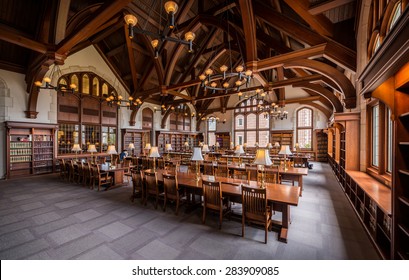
[388,1,402,32]
[102,83,108,96]
[234,99,270,147]
[82,74,90,94]
[92,77,99,96]
[71,74,79,90]
[297,107,313,150]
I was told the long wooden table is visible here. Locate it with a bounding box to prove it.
[219,163,308,196]
[100,163,128,190]
[146,169,300,243]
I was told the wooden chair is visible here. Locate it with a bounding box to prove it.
[232,169,248,182]
[92,164,113,191]
[144,171,163,209]
[131,168,144,203]
[58,159,68,181]
[82,162,90,186]
[241,186,272,244]
[69,160,79,183]
[293,156,304,167]
[202,179,231,229]
[214,162,229,178]
[111,154,120,166]
[165,162,180,175]
[246,164,258,182]
[123,158,133,183]
[263,166,280,184]
[203,161,214,176]
[163,173,184,215]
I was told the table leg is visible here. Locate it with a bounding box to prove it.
[278,205,290,243]
[298,175,303,196]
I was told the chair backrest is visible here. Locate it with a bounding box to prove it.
[144,171,158,194]
[123,158,132,167]
[202,179,222,210]
[214,162,229,178]
[131,168,143,188]
[203,161,214,176]
[246,164,258,181]
[242,186,268,219]
[163,173,178,196]
[263,166,280,184]
[233,169,248,181]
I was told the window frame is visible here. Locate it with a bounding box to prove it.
[234,99,270,147]
[296,107,313,150]
[366,100,393,185]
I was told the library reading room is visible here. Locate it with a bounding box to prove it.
[0,0,408,263]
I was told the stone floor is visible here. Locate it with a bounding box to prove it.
[0,162,379,259]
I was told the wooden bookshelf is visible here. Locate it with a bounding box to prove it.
[394,69,409,260]
[271,130,293,147]
[315,129,328,162]
[121,129,150,156]
[216,132,230,150]
[6,122,58,179]
[156,131,203,154]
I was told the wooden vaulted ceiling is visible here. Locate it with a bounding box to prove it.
[0,0,358,120]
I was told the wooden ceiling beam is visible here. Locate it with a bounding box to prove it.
[253,2,356,72]
[283,0,334,37]
[56,0,132,55]
[293,82,344,112]
[0,24,48,54]
[124,24,139,93]
[257,44,327,71]
[239,0,257,62]
[309,0,356,15]
[106,45,126,57]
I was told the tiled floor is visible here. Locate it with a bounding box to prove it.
[0,162,379,259]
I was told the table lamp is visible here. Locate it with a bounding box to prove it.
[87,144,97,163]
[234,145,245,165]
[107,145,117,167]
[274,142,280,154]
[128,143,135,156]
[71,144,81,161]
[253,148,273,188]
[149,146,161,171]
[243,142,247,154]
[215,141,220,152]
[165,143,172,161]
[278,145,292,171]
[184,141,189,152]
[230,141,234,150]
[295,143,300,156]
[144,143,151,156]
[191,147,204,181]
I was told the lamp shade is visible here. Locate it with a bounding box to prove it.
[191,147,204,161]
[107,145,117,154]
[234,145,245,154]
[230,142,234,149]
[278,145,292,155]
[128,143,135,149]
[295,143,300,148]
[72,144,81,152]
[87,144,97,153]
[243,142,247,148]
[253,148,273,166]
[165,143,173,151]
[215,142,220,147]
[202,144,210,152]
[144,143,151,150]
[184,141,189,147]
[274,142,280,148]
[255,142,259,147]
[149,146,161,158]
[266,143,272,148]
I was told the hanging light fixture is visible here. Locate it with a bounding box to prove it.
[124,1,196,54]
[105,95,143,110]
[34,63,76,95]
